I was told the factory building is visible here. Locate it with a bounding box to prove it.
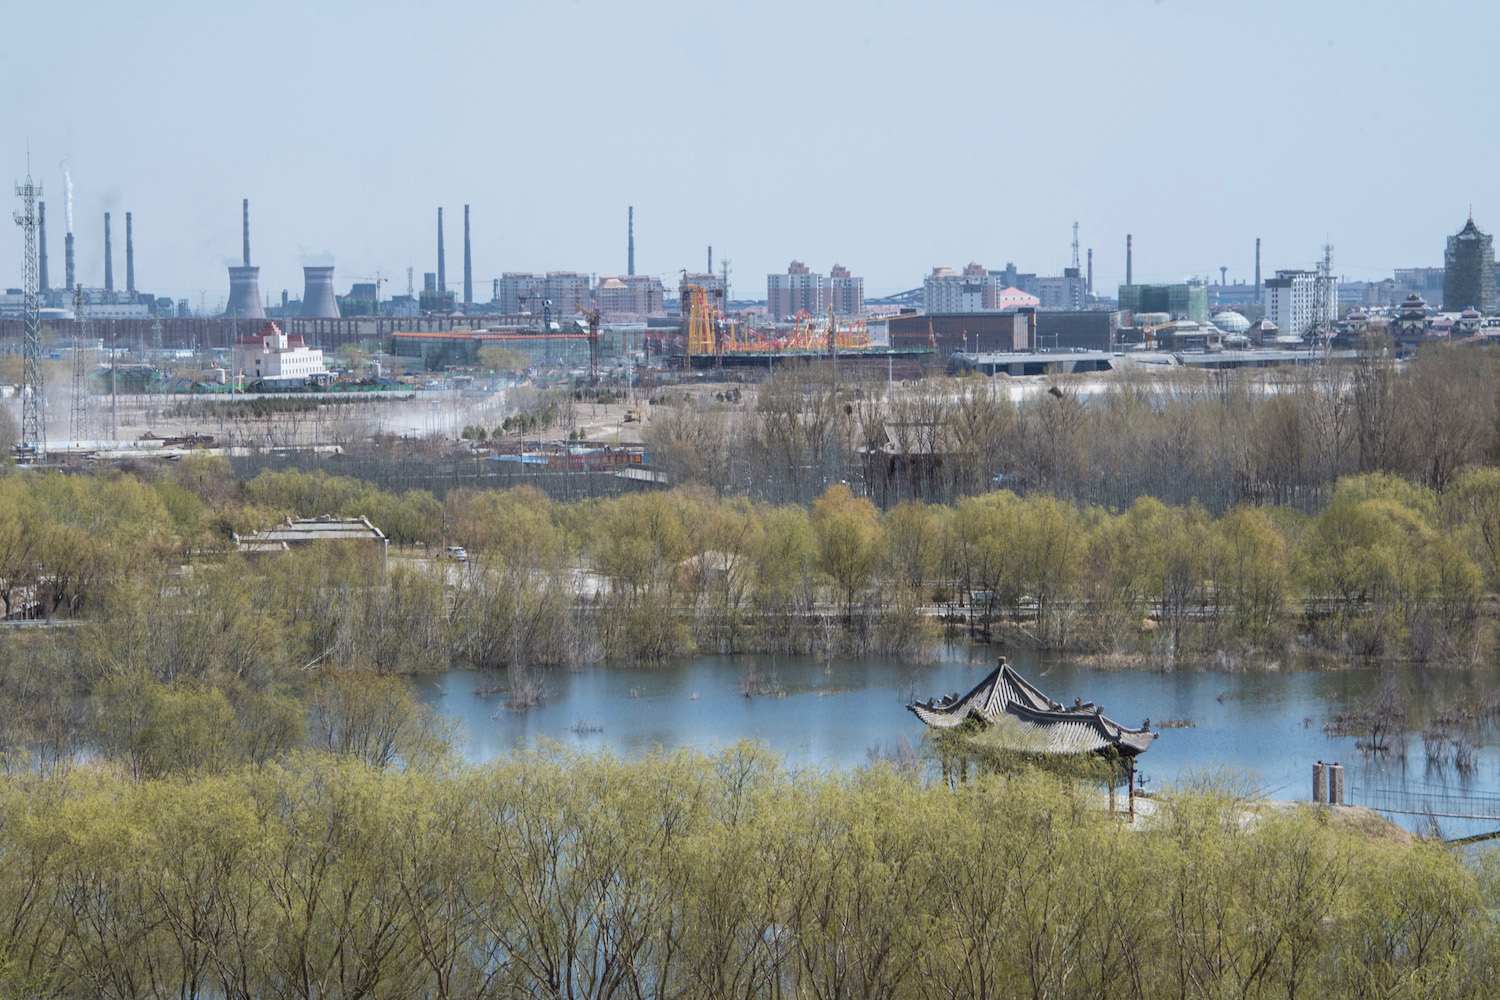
[1117,283,1209,324]
[1443,215,1497,312]
[767,261,826,320]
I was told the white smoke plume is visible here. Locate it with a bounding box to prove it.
[61,161,74,233]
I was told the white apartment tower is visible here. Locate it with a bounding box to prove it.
[1262,269,1334,340]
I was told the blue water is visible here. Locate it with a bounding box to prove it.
[414,647,1500,838]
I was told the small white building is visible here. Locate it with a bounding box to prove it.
[231,321,327,383]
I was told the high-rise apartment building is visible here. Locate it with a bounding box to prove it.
[1443,216,1497,312]
[828,264,864,315]
[768,261,827,320]
[1262,270,1326,340]
[924,262,1021,314]
[595,274,666,318]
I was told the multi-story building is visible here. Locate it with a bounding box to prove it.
[497,272,542,315]
[232,322,328,383]
[768,261,826,320]
[595,274,666,318]
[680,272,728,311]
[924,263,993,314]
[1262,270,1325,340]
[1443,216,1497,312]
[1117,283,1209,324]
[541,272,593,319]
[1038,269,1086,310]
[828,264,863,315]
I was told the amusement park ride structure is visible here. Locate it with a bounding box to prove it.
[681,283,870,371]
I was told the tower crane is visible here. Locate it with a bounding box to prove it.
[573,301,602,382]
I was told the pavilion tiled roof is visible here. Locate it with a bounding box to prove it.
[909,658,1157,757]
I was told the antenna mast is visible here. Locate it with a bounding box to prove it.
[1312,242,1335,358]
[14,166,44,457]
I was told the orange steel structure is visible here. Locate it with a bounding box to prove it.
[683,284,870,366]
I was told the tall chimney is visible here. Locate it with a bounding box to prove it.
[38,202,48,292]
[1125,233,1132,286]
[65,232,75,291]
[1086,247,1093,295]
[707,245,712,274]
[126,212,135,294]
[437,207,446,310]
[104,212,114,293]
[1255,237,1262,301]
[628,206,635,276]
[225,199,264,319]
[463,204,472,312]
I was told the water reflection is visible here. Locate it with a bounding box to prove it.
[413,647,1500,838]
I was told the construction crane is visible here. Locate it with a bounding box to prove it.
[573,301,602,382]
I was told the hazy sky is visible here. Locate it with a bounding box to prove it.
[4,0,1495,308]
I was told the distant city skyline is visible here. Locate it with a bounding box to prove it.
[4,0,1497,308]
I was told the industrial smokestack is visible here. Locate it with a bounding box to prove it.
[1255,237,1262,301]
[38,202,48,292]
[104,212,114,293]
[126,212,135,294]
[1086,247,1093,296]
[65,232,74,291]
[300,266,341,318]
[628,206,635,276]
[1125,234,1132,286]
[242,198,251,266]
[707,245,712,274]
[463,204,472,312]
[437,207,446,310]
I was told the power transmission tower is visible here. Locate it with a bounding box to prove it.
[72,284,91,441]
[1311,242,1335,358]
[1070,221,1083,309]
[13,166,44,457]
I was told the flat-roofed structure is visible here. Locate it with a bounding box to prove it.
[233,515,387,560]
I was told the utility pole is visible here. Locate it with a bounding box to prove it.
[13,163,44,457]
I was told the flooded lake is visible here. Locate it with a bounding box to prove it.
[414,647,1500,838]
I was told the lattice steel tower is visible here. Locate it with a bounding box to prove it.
[71,284,91,441]
[13,166,44,456]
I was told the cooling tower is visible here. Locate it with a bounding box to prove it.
[65,232,74,291]
[225,199,265,318]
[104,212,114,293]
[226,267,266,318]
[38,202,48,292]
[463,204,472,312]
[126,212,135,293]
[300,266,341,318]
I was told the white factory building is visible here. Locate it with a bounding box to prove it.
[231,321,328,384]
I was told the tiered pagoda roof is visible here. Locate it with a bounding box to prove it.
[910,658,1157,757]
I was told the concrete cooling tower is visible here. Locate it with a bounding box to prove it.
[224,198,265,319]
[300,266,341,318]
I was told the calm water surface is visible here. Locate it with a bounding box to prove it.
[414,647,1500,837]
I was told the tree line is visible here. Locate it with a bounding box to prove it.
[644,338,1500,511]
[0,744,1491,1000]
